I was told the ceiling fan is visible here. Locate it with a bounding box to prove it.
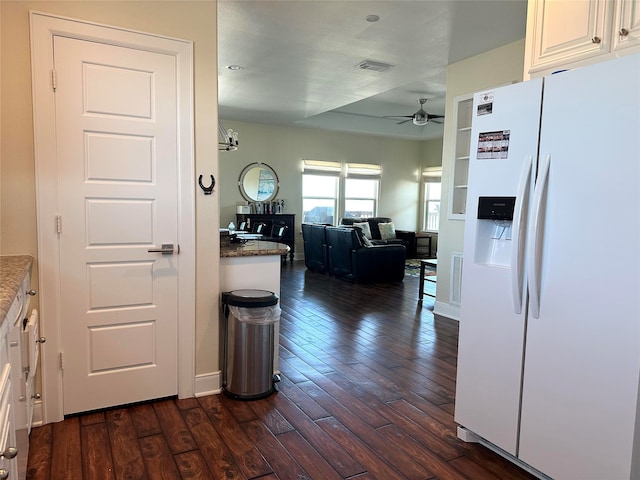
[385,98,445,126]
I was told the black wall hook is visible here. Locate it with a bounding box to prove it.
[198,174,215,195]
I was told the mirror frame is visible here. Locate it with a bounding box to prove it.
[238,162,280,202]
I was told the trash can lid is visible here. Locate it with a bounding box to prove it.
[222,289,279,307]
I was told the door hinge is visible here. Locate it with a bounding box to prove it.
[59,352,64,370]
[51,69,57,92]
[56,215,62,234]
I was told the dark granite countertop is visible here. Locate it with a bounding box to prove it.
[220,240,290,258]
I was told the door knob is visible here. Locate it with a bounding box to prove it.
[0,447,17,459]
[147,243,176,255]
[0,468,8,479]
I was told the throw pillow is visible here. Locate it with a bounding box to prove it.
[378,222,396,240]
[352,226,373,247]
[353,222,372,240]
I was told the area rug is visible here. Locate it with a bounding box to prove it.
[405,259,436,278]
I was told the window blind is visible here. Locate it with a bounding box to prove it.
[346,163,382,179]
[422,166,442,182]
[302,159,342,175]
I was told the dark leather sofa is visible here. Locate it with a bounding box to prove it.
[339,217,417,258]
[302,223,406,283]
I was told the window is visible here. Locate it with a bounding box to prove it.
[302,161,381,225]
[423,167,442,232]
[302,160,340,225]
[344,163,381,219]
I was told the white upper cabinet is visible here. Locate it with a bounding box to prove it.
[524,0,640,78]
[613,0,640,51]
[449,94,473,220]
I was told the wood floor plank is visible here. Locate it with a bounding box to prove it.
[449,456,505,480]
[241,419,316,480]
[375,423,469,480]
[153,399,198,454]
[79,412,105,426]
[106,409,149,480]
[130,403,163,437]
[218,392,259,424]
[81,422,115,480]
[25,423,52,480]
[50,417,83,480]
[275,430,344,480]
[181,406,245,480]
[314,416,415,480]
[275,374,331,421]
[174,450,215,480]
[387,398,464,452]
[138,434,182,480]
[244,395,295,435]
[197,395,273,478]
[270,391,366,478]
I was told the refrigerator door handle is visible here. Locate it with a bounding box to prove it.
[527,153,551,319]
[510,155,533,314]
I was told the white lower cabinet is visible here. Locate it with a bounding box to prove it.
[2,267,34,480]
[0,322,18,480]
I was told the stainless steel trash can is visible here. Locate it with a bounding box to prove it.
[221,289,281,400]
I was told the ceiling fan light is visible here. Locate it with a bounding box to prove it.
[413,118,428,126]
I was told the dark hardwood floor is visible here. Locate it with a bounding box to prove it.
[26,261,535,480]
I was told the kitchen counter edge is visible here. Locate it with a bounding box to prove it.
[0,255,33,320]
[221,241,290,258]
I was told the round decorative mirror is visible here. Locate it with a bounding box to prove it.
[238,163,279,202]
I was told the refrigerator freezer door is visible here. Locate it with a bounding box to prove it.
[455,78,543,455]
[518,54,640,479]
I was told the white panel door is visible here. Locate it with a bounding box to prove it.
[519,55,640,479]
[54,36,179,414]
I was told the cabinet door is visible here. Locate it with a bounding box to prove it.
[613,0,640,51]
[0,322,18,480]
[527,0,613,74]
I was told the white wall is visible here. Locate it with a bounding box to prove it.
[435,39,525,320]
[219,120,437,255]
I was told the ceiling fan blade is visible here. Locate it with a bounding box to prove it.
[429,118,444,124]
[397,118,413,125]
[383,115,414,119]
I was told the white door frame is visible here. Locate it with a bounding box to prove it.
[30,11,195,423]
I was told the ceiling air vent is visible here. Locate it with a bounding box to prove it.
[356,60,393,72]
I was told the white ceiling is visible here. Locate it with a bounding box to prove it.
[218,0,528,140]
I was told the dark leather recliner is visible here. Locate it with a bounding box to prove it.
[325,226,405,283]
[301,223,329,273]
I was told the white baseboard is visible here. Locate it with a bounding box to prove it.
[434,301,460,321]
[194,371,222,397]
[31,400,44,428]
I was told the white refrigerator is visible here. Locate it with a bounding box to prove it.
[454,53,640,480]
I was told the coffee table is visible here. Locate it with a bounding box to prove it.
[419,258,437,301]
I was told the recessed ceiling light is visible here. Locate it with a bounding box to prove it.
[227,65,244,71]
[366,14,380,23]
